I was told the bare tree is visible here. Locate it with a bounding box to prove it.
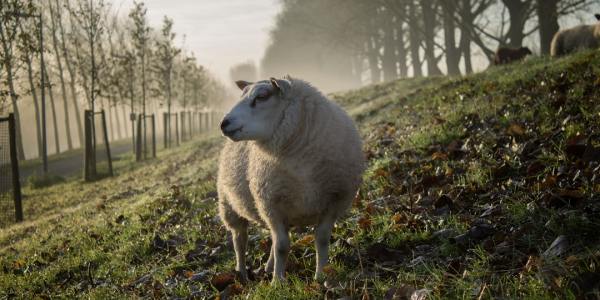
[229,61,258,83]
[49,0,74,150]
[17,18,43,157]
[440,1,461,76]
[56,0,84,146]
[0,0,36,159]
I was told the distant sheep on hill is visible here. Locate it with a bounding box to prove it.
[217,76,364,283]
[494,46,533,65]
[550,14,600,57]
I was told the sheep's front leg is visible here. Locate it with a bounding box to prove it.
[270,221,290,283]
[314,217,335,280]
[231,224,249,282]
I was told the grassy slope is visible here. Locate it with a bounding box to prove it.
[1,50,600,299]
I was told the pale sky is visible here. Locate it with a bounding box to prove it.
[114,0,281,85]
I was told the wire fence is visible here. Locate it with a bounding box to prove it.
[136,114,156,161]
[0,114,23,227]
[163,113,179,149]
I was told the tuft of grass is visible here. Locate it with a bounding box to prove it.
[26,172,65,189]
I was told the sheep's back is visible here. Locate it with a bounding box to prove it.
[553,24,600,56]
[262,99,363,224]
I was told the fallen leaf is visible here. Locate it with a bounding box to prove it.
[391,213,407,224]
[293,235,315,248]
[322,265,336,277]
[211,272,236,291]
[507,123,525,136]
[431,151,448,161]
[384,284,415,300]
[358,215,372,229]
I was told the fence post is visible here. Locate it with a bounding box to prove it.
[203,112,209,132]
[136,114,142,162]
[131,113,136,154]
[199,112,204,132]
[101,110,113,176]
[163,112,168,149]
[8,113,23,222]
[188,111,192,139]
[180,111,185,142]
[83,110,93,181]
[151,114,156,158]
[175,113,180,146]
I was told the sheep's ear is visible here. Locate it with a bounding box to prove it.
[235,80,252,91]
[270,77,291,95]
[595,14,600,21]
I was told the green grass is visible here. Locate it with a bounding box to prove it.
[1,51,600,299]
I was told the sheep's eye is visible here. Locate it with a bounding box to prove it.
[251,94,269,107]
[255,92,270,103]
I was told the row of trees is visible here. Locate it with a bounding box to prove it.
[0,0,227,160]
[260,0,597,92]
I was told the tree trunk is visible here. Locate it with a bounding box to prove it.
[49,0,73,150]
[122,105,129,138]
[382,11,398,82]
[366,36,381,83]
[460,33,473,74]
[458,0,475,74]
[351,53,363,84]
[422,0,442,76]
[408,1,423,78]
[56,0,83,147]
[396,20,409,78]
[0,34,25,159]
[43,66,61,154]
[113,99,122,140]
[503,0,533,47]
[24,46,43,157]
[441,1,461,76]
[537,0,559,55]
[117,88,128,139]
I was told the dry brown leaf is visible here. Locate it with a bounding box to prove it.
[211,272,236,291]
[391,213,407,224]
[358,215,372,229]
[431,151,448,161]
[293,234,315,248]
[507,123,526,136]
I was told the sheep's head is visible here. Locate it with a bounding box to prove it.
[220,77,292,142]
[520,47,532,55]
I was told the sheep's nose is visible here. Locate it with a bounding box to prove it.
[220,118,231,131]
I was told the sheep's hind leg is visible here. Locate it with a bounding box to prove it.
[314,216,335,281]
[270,221,290,283]
[231,222,249,282]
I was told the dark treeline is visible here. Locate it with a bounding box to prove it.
[0,0,228,160]
[260,0,597,92]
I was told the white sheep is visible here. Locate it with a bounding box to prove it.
[550,14,600,57]
[217,76,364,283]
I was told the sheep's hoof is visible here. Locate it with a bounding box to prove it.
[264,264,274,273]
[270,274,286,286]
[314,272,326,283]
[235,270,248,284]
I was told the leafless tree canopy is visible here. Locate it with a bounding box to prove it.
[260,0,598,91]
